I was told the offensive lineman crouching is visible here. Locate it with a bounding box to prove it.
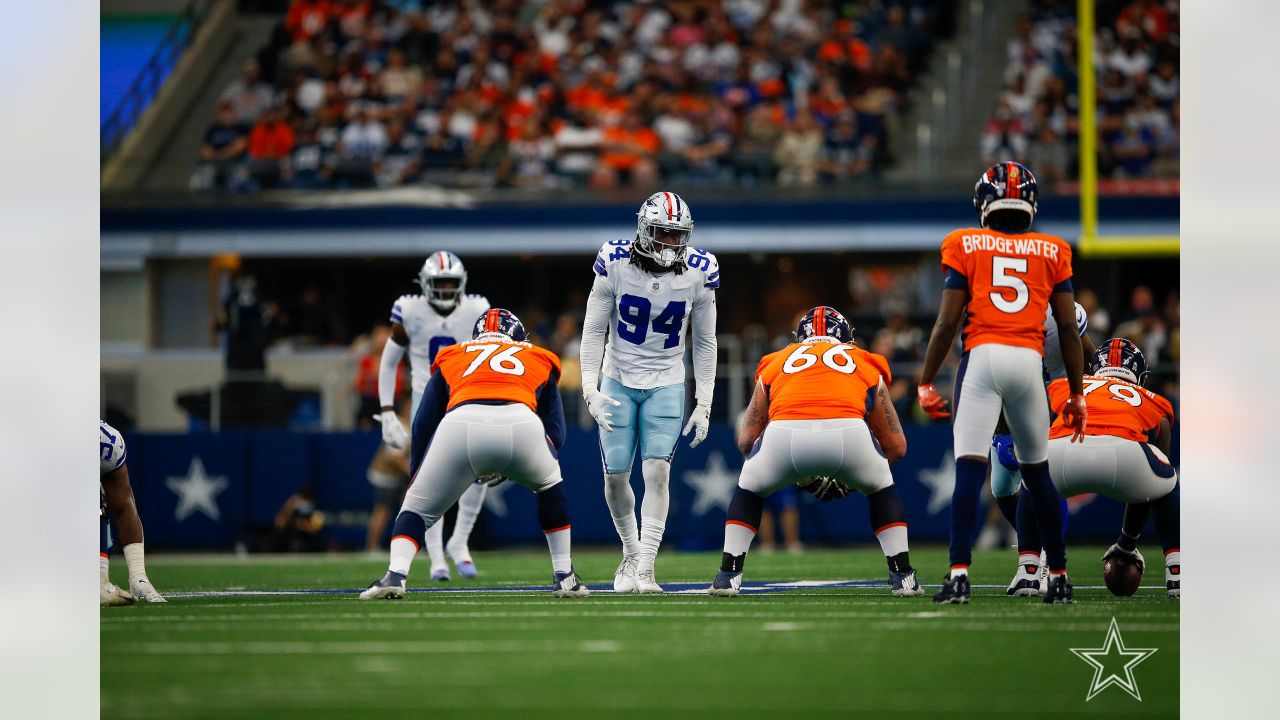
[100,421,165,606]
[709,307,923,597]
[362,309,588,599]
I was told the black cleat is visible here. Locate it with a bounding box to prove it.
[932,573,970,604]
[1044,573,1074,604]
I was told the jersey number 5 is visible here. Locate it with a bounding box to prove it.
[990,256,1030,313]
[463,344,525,376]
[782,344,857,375]
[618,295,686,349]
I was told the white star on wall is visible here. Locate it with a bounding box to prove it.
[683,452,740,516]
[166,457,228,522]
[918,450,955,515]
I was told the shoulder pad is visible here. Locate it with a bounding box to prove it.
[100,421,127,474]
[685,247,720,288]
[594,239,634,277]
[390,294,420,325]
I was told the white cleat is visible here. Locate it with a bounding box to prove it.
[100,580,136,607]
[360,572,407,600]
[129,577,167,603]
[1007,551,1049,597]
[634,565,664,594]
[429,564,451,582]
[889,569,924,597]
[552,569,590,598]
[446,539,478,578]
[613,554,639,594]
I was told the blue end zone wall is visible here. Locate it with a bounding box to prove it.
[121,423,1178,551]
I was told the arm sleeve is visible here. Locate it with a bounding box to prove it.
[378,337,407,408]
[943,266,969,291]
[535,374,567,451]
[409,371,450,477]
[579,275,614,394]
[690,287,719,407]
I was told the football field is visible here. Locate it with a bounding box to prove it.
[102,546,1178,718]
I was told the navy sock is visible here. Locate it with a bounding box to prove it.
[1152,481,1180,554]
[1118,503,1151,551]
[1019,461,1067,572]
[995,493,1019,528]
[536,482,571,532]
[949,457,988,567]
[867,485,906,529]
[391,510,426,541]
[726,486,765,530]
[1060,498,1069,534]
[1015,490,1041,556]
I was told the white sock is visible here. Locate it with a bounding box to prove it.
[637,459,671,568]
[1018,551,1041,568]
[723,522,757,557]
[873,524,909,558]
[448,482,487,555]
[100,554,109,577]
[424,516,447,568]
[950,566,969,577]
[1165,550,1180,568]
[544,527,572,575]
[388,535,419,576]
[123,542,147,583]
[604,471,640,556]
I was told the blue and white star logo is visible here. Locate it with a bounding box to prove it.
[1070,617,1159,701]
[683,452,738,516]
[166,457,228,522]
[918,451,955,515]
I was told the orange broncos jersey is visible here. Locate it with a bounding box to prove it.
[431,339,561,412]
[756,341,891,422]
[940,227,1073,354]
[1047,375,1175,442]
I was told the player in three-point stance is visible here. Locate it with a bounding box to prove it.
[362,309,588,599]
[708,307,922,597]
[376,251,491,581]
[580,191,718,594]
[917,161,1087,604]
[100,421,165,606]
[1017,339,1180,598]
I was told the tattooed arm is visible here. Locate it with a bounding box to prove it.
[865,379,907,463]
[736,380,769,456]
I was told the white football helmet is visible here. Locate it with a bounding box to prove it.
[417,251,468,311]
[634,191,694,268]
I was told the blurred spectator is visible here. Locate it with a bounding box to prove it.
[193,102,250,191]
[377,118,424,187]
[508,118,557,189]
[595,114,660,189]
[219,59,274,125]
[775,112,824,186]
[554,110,604,186]
[215,274,276,371]
[334,106,386,186]
[364,401,410,551]
[273,487,326,553]
[352,324,407,430]
[282,124,331,188]
[822,112,874,182]
[379,48,422,101]
[1027,126,1069,182]
[873,309,925,363]
[287,286,345,346]
[248,108,296,188]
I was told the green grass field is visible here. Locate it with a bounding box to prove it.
[102,546,1177,718]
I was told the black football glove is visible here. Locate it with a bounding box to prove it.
[799,476,853,502]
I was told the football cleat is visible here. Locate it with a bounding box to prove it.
[933,572,971,604]
[889,569,924,597]
[446,539,478,579]
[129,577,167,603]
[359,571,406,601]
[634,565,664,594]
[708,569,742,597]
[1102,544,1146,574]
[1044,573,1074,604]
[1007,558,1048,597]
[1166,564,1180,599]
[552,569,590,598]
[430,564,451,582]
[613,554,639,594]
[100,580,136,607]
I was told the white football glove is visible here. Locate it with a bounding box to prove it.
[100,581,136,607]
[682,402,711,448]
[584,389,622,432]
[129,576,167,603]
[478,473,508,487]
[374,412,408,450]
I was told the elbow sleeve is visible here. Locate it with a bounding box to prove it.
[378,339,406,408]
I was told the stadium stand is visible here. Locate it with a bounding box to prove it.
[980,0,1178,182]
[191,0,956,192]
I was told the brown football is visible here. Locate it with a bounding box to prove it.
[1103,555,1143,596]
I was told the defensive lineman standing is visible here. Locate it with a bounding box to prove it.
[376,252,491,580]
[917,162,1087,604]
[580,192,719,594]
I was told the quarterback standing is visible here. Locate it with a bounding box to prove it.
[917,162,1087,604]
[362,310,588,599]
[580,191,719,594]
[376,251,491,581]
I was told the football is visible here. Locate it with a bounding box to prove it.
[1103,555,1144,596]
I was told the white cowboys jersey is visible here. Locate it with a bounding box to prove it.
[101,421,127,516]
[591,238,719,389]
[390,293,490,394]
[1042,302,1088,381]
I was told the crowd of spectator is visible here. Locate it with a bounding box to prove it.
[193,0,953,193]
[980,0,1178,182]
